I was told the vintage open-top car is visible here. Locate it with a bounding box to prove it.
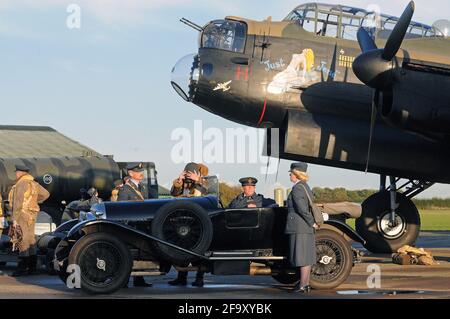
[39,179,366,295]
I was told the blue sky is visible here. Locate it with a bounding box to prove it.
[1,0,449,198]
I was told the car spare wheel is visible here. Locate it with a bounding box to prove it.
[151,201,213,264]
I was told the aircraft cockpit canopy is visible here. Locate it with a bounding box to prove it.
[201,20,247,53]
[433,19,449,37]
[284,3,438,41]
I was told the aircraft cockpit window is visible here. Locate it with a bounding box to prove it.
[316,11,339,37]
[433,19,450,37]
[285,3,438,40]
[202,20,247,53]
[341,16,363,41]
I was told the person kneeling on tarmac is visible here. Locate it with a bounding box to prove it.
[169,162,209,287]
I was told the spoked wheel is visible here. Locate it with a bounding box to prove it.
[68,233,132,295]
[310,229,353,290]
[151,201,213,264]
[162,210,204,249]
[356,192,420,253]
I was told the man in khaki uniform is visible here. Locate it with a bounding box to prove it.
[170,162,208,197]
[169,162,209,287]
[8,165,50,276]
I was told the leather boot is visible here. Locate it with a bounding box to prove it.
[12,257,29,277]
[27,255,38,275]
[191,272,204,287]
[133,276,152,287]
[168,271,187,286]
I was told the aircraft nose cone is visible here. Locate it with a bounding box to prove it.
[171,54,199,102]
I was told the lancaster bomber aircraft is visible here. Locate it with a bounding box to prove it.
[171,2,450,253]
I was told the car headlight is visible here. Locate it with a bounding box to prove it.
[90,203,107,219]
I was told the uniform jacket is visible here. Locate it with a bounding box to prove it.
[228,193,278,209]
[117,181,148,201]
[8,174,50,254]
[171,178,207,197]
[285,181,315,234]
[8,174,50,220]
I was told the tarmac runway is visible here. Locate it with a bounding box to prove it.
[0,231,449,299]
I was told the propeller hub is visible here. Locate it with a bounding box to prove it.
[353,49,394,89]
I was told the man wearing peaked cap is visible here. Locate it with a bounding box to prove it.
[118,162,148,202]
[15,164,31,173]
[228,177,276,209]
[117,162,151,287]
[9,163,50,277]
[127,162,145,172]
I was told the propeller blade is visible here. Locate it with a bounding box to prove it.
[357,28,377,52]
[365,92,378,173]
[382,1,415,61]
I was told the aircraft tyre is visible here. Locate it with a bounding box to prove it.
[356,191,420,253]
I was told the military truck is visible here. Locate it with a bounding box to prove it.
[0,156,159,225]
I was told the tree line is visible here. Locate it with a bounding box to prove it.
[312,187,450,209]
[219,183,450,209]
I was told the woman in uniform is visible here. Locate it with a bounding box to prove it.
[285,162,318,293]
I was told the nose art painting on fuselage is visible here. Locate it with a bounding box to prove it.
[267,48,319,94]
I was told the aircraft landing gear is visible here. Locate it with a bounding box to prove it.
[356,177,433,253]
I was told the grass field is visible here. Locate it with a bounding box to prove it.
[346,209,450,231]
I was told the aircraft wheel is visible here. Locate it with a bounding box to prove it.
[356,192,420,253]
[310,229,353,290]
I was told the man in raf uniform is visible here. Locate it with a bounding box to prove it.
[8,165,50,276]
[117,163,151,287]
[118,163,148,202]
[228,177,276,209]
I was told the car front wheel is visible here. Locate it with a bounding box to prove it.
[68,233,132,295]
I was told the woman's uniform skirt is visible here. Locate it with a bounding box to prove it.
[288,233,316,267]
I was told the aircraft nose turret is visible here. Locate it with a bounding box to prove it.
[171,54,199,102]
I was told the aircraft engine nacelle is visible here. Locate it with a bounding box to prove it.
[379,70,450,135]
